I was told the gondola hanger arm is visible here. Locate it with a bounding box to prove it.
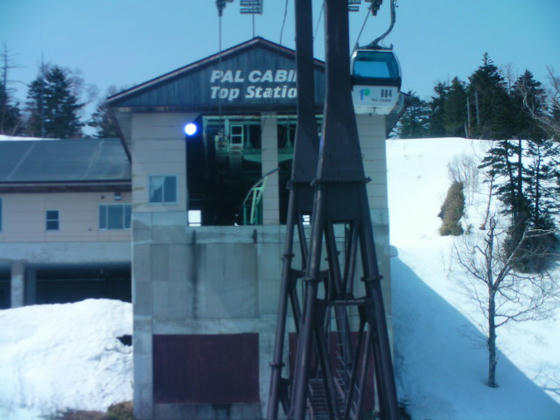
[365,0,397,49]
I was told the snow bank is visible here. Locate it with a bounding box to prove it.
[0,299,132,419]
[387,138,560,418]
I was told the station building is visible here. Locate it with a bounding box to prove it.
[108,36,395,420]
[0,138,131,309]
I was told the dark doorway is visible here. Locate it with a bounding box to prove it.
[34,264,131,304]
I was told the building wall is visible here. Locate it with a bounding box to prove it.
[125,109,392,419]
[0,191,131,243]
[129,112,196,215]
[357,114,393,325]
[0,190,132,308]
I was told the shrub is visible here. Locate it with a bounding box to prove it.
[107,401,134,420]
[48,401,133,420]
[49,410,108,420]
[505,217,558,273]
[438,181,465,236]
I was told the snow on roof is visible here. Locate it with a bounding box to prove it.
[0,134,59,141]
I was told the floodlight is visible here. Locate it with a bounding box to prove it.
[184,122,198,136]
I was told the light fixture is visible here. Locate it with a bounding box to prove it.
[184,122,198,136]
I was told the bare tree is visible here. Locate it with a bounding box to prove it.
[454,216,559,387]
[448,153,479,207]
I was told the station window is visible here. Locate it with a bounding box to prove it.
[230,124,244,145]
[189,116,263,226]
[99,204,131,230]
[149,175,177,204]
[46,210,59,231]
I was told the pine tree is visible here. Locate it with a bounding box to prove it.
[479,70,558,271]
[397,91,430,138]
[525,139,559,225]
[443,77,467,137]
[468,53,512,139]
[479,139,530,250]
[511,71,558,231]
[0,80,22,135]
[25,64,84,138]
[0,44,22,135]
[510,70,547,141]
[551,100,560,140]
[88,86,120,138]
[25,72,48,137]
[428,82,448,137]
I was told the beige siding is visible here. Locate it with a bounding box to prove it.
[0,191,131,243]
[130,112,196,214]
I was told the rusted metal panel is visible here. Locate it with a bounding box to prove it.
[153,333,260,404]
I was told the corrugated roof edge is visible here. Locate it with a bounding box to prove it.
[107,36,325,106]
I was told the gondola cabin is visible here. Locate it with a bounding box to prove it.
[351,48,402,115]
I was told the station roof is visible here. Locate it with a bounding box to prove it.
[108,36,325,112]
[0,138,130,185]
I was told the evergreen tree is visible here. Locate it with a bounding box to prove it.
[468,53,512,139]
[25,72,48,137]
[397,91,430,138]
[510,71,558,237]
[443,77,467,137]
[479,140,530,238]
[428,82,448,137]
[510,70,547,141]
[0,80,22,135]
[88,86,120,138]
[525,138,559,226]
[0,44,22,135]
[25,64,84,138]
[552,100,560,141]
[479,70,558,270]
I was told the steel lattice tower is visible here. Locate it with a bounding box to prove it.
[268,1,399,419]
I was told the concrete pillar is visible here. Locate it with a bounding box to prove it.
[10,261,24,308]
[260,113,279,225]
[25,267,37,305]
[132,214,154,419]
[356,114,393,344]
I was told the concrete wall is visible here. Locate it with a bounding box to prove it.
[261,113,279,225]
[126,109,392,419]
[0,191,131,243]
[132,216,284,419]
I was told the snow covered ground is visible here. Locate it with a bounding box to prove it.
[0,137,558,419]
[388,138,560,419]
[0,299,132,419]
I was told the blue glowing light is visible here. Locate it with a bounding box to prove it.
[184,122,198,136]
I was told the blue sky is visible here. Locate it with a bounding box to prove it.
[2,0,559,108]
